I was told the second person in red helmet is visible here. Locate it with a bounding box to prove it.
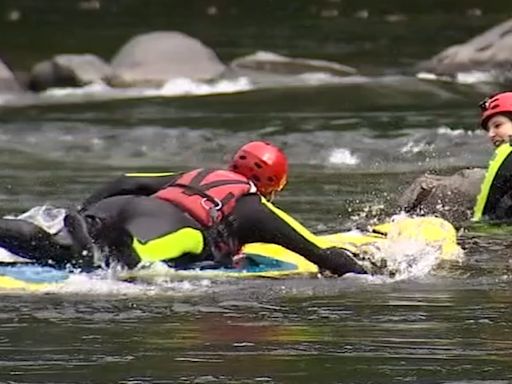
[71,140,369,275]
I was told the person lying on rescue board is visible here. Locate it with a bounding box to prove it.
[0,141,372,276]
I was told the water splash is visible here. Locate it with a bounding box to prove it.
[400,140,433,155]
[328,147,360,165]
[357,215,464,281]
[436,126,474,137]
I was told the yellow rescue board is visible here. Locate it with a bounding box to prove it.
[0,216,462,287]
[241,216,461,278]
[0,275,53,291]
[130,216,462,280]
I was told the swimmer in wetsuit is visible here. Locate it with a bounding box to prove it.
[0,141,369,276]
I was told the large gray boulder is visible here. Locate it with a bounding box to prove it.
[29,54,111,92]
[108,31,226,88]
[397,168,486,224]
[417,18,512,76]
[0,59,22,93]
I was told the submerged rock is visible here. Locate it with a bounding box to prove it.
[108,31,226,88]
[231,51,357,76]
[417,18,512,79]
[397,168,486,224]
[29,54,111,92]
[0,59,23,93]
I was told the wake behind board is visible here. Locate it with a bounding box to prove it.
[0,216,463,289]
[0,249,316,291]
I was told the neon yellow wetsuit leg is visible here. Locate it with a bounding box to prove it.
[132,227,204,262]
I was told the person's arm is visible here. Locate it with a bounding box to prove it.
[230,194,367,276]
[80,172,179,210]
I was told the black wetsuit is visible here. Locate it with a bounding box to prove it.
[0,172,367,276]
[474,143,512,222]
[79,172,367,275]
[0,210,95,269]
[480,158,512,220]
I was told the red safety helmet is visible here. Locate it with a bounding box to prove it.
[479,91,512,130]
[229,141,288,199]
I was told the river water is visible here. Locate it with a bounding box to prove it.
[1,1,512,383]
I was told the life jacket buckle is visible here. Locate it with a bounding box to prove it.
[201,197,223,225]
[201,197,223,211]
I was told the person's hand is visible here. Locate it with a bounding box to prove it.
[232,253,247,269]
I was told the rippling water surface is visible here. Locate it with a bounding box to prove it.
[1,1,512,383]
[2,278,512,383]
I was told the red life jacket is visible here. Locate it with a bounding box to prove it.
[153,169,253,227]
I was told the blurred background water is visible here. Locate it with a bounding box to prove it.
[1,1,512,383]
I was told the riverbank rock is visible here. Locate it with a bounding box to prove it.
[0,59,22,93]
[230,51,357,76]
[397,168,486,224]
[29,54,111,92]
[108,31,226,88]
[417,18,512,77]
[231,51,357,76]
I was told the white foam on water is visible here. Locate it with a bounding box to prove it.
[159,76,253,96]
[454,70,495,84]
[416,70,495,84]
[327,147,360,165]
[41,81,110,96]
[415,71,452,82]
[40,77,254,101]
[39,269,214,296]
[436,125,469,136]
[400,140,432,154]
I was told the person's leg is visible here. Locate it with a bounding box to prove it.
[125,198,206,268]
[83,196,206,269]
[0,218,75,267]
[62,210,97,269]
[78,196,142,269]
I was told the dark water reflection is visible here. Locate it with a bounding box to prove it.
[1,284,512,383]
